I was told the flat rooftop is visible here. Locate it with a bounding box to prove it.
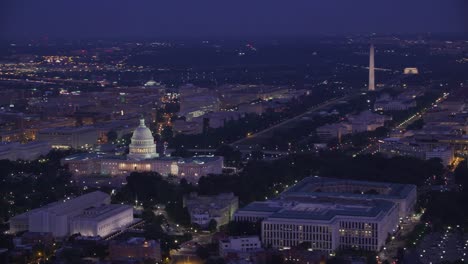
[11,191,110,220]
[238,196,395,221]
[73,204,132,222]
[39,126,96,133]
[282,176,416,200]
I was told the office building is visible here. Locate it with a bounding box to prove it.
[219,236,262,257]
[0,141,50,161]
[183,193,239,228]
[9,191,112,237]
[69,204,134,237]
[234,177,417,253]
[37,126,97,149]
[62,119,223,182]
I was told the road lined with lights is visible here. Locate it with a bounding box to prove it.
[230,95,351,147]
[353,92,450,158]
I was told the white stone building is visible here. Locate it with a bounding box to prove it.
[61,119,223,182]
[234,177,417,253]
[70,204,133,237]
[9,191,133,238]
[127,119,158,160]
[0,141,50,161]
[183,193,238,228]
[219,236,262,257]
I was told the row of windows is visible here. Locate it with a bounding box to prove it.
[235,216,263,222]
[339,221,377,230]
[263,223,330,233]
[130,148,155,153]
[263,239,332,251]
[131,140,155,145]
[339,229,377,238]
[264,231,331,241]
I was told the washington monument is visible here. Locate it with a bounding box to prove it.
[368,43,375,91]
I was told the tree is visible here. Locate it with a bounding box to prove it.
[251,150,264,161]
[171,146,192,158]
[161,125,173,141]
[208,219,218,232]
[215,145,241,166]
[142,209,157,223]
[406,119,424,130]
[120,133,133,145]
[106,130,118,143]
[59,247,83,264]
[196,245,210,259]
[364,189,379,195]
[205,258,226,264]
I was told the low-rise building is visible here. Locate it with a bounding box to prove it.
[0,141,50,161]
[70,204,134,237]
[62,119,224,182]
[219,236,262,257]
[37,126,97,149]
[316,123,352,142]
[63,154,224,183]
[234,177,417,253]
[425,146,454,166]
[347,111,391,133]
[183,193,239,228]
[379,138,455,166]
[316,111,390,142]
[9,191,133,238]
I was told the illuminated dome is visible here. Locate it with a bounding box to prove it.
[144,80,160,87]
[128,119,158,160]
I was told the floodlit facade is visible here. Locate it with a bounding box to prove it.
[63,153,223,182]
[379,138,455,166]
[61,119,223,182]
[234,177,417,253]
[69,204,134,237]
[369,43,375,91]
[316,111,391,142]
[219,236,262,257]
[128,119,158,160]
[9,191,112,237]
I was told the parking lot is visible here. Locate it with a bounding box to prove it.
[417,226,467,263]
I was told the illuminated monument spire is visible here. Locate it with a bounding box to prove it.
[368,43,375,91]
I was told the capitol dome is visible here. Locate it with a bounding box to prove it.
[128,119,158,160]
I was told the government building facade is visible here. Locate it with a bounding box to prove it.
[62,119,223,183]
[234,177,417,253]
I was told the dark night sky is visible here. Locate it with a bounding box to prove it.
[1,0,466,39]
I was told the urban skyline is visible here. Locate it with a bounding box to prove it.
[0,2,467,264]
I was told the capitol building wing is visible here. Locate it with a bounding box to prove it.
[62,118,223,182]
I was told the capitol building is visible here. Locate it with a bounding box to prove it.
[62,119,223,183]
[127,119,158,160]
